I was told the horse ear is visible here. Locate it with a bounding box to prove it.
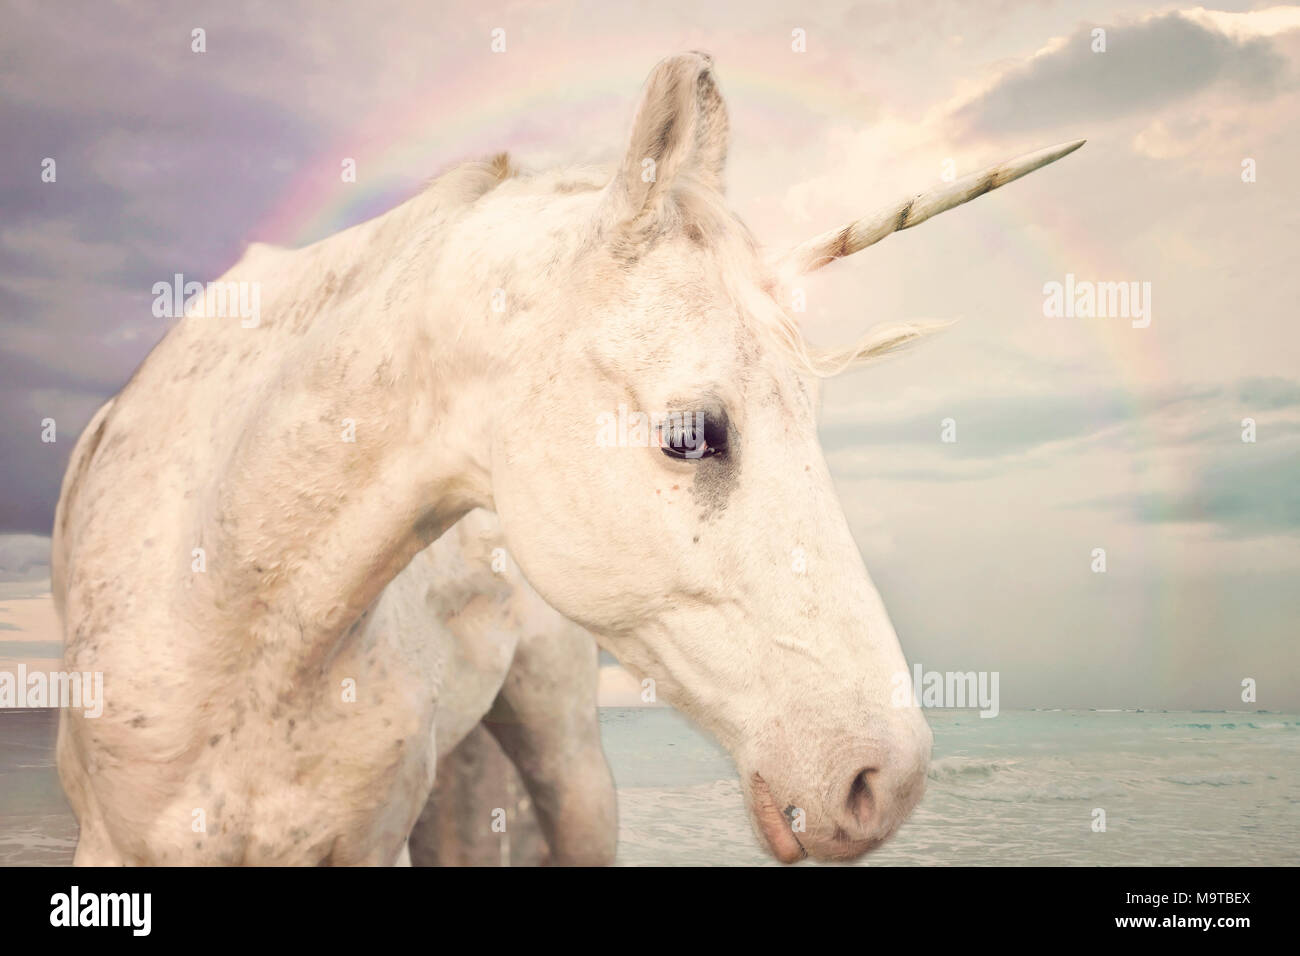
[605,52,729,225]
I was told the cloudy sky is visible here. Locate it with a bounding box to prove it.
[1,0,1297,709]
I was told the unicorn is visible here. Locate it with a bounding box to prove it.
[51,52,1081,864]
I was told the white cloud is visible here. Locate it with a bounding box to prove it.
[1179,5,1300,41]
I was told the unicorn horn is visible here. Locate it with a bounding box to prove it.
[777,139,1086,277]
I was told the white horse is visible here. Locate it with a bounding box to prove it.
[51,52,1080,864]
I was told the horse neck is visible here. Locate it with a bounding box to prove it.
[196,185,510,661]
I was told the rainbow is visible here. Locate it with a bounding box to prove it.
[250,48,878,248]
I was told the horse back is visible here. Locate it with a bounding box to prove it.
[50,397,116,620]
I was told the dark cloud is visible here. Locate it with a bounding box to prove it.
[955,13,1290,135]
[1093,439,1300,537]
[0,3,336,534]
[820,383,1222,461]
[0,640,64,658]
[1237,375,1300,410]
[0,392,104,534]
[827,379,1300,538]
[0,533,52,582]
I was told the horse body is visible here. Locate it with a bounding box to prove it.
[51,164,517,862]
[53,52,1080,864]
[53,361,611,863]
[56,379,611,863]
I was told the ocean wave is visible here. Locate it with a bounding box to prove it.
[1161,772,1253,787]
[927,757,1017,780]
[1174,720,1296,731]
[953,781,1130,802]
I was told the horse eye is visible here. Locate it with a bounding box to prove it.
[660,409,729,460]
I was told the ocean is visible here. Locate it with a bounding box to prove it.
[600,707,1300,866]
[2,707,1296,866]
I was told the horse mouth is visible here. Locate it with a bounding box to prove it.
[749,772,807,863]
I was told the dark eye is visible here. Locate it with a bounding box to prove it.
[660,409,729,460]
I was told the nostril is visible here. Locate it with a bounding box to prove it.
[846,767,877,822]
